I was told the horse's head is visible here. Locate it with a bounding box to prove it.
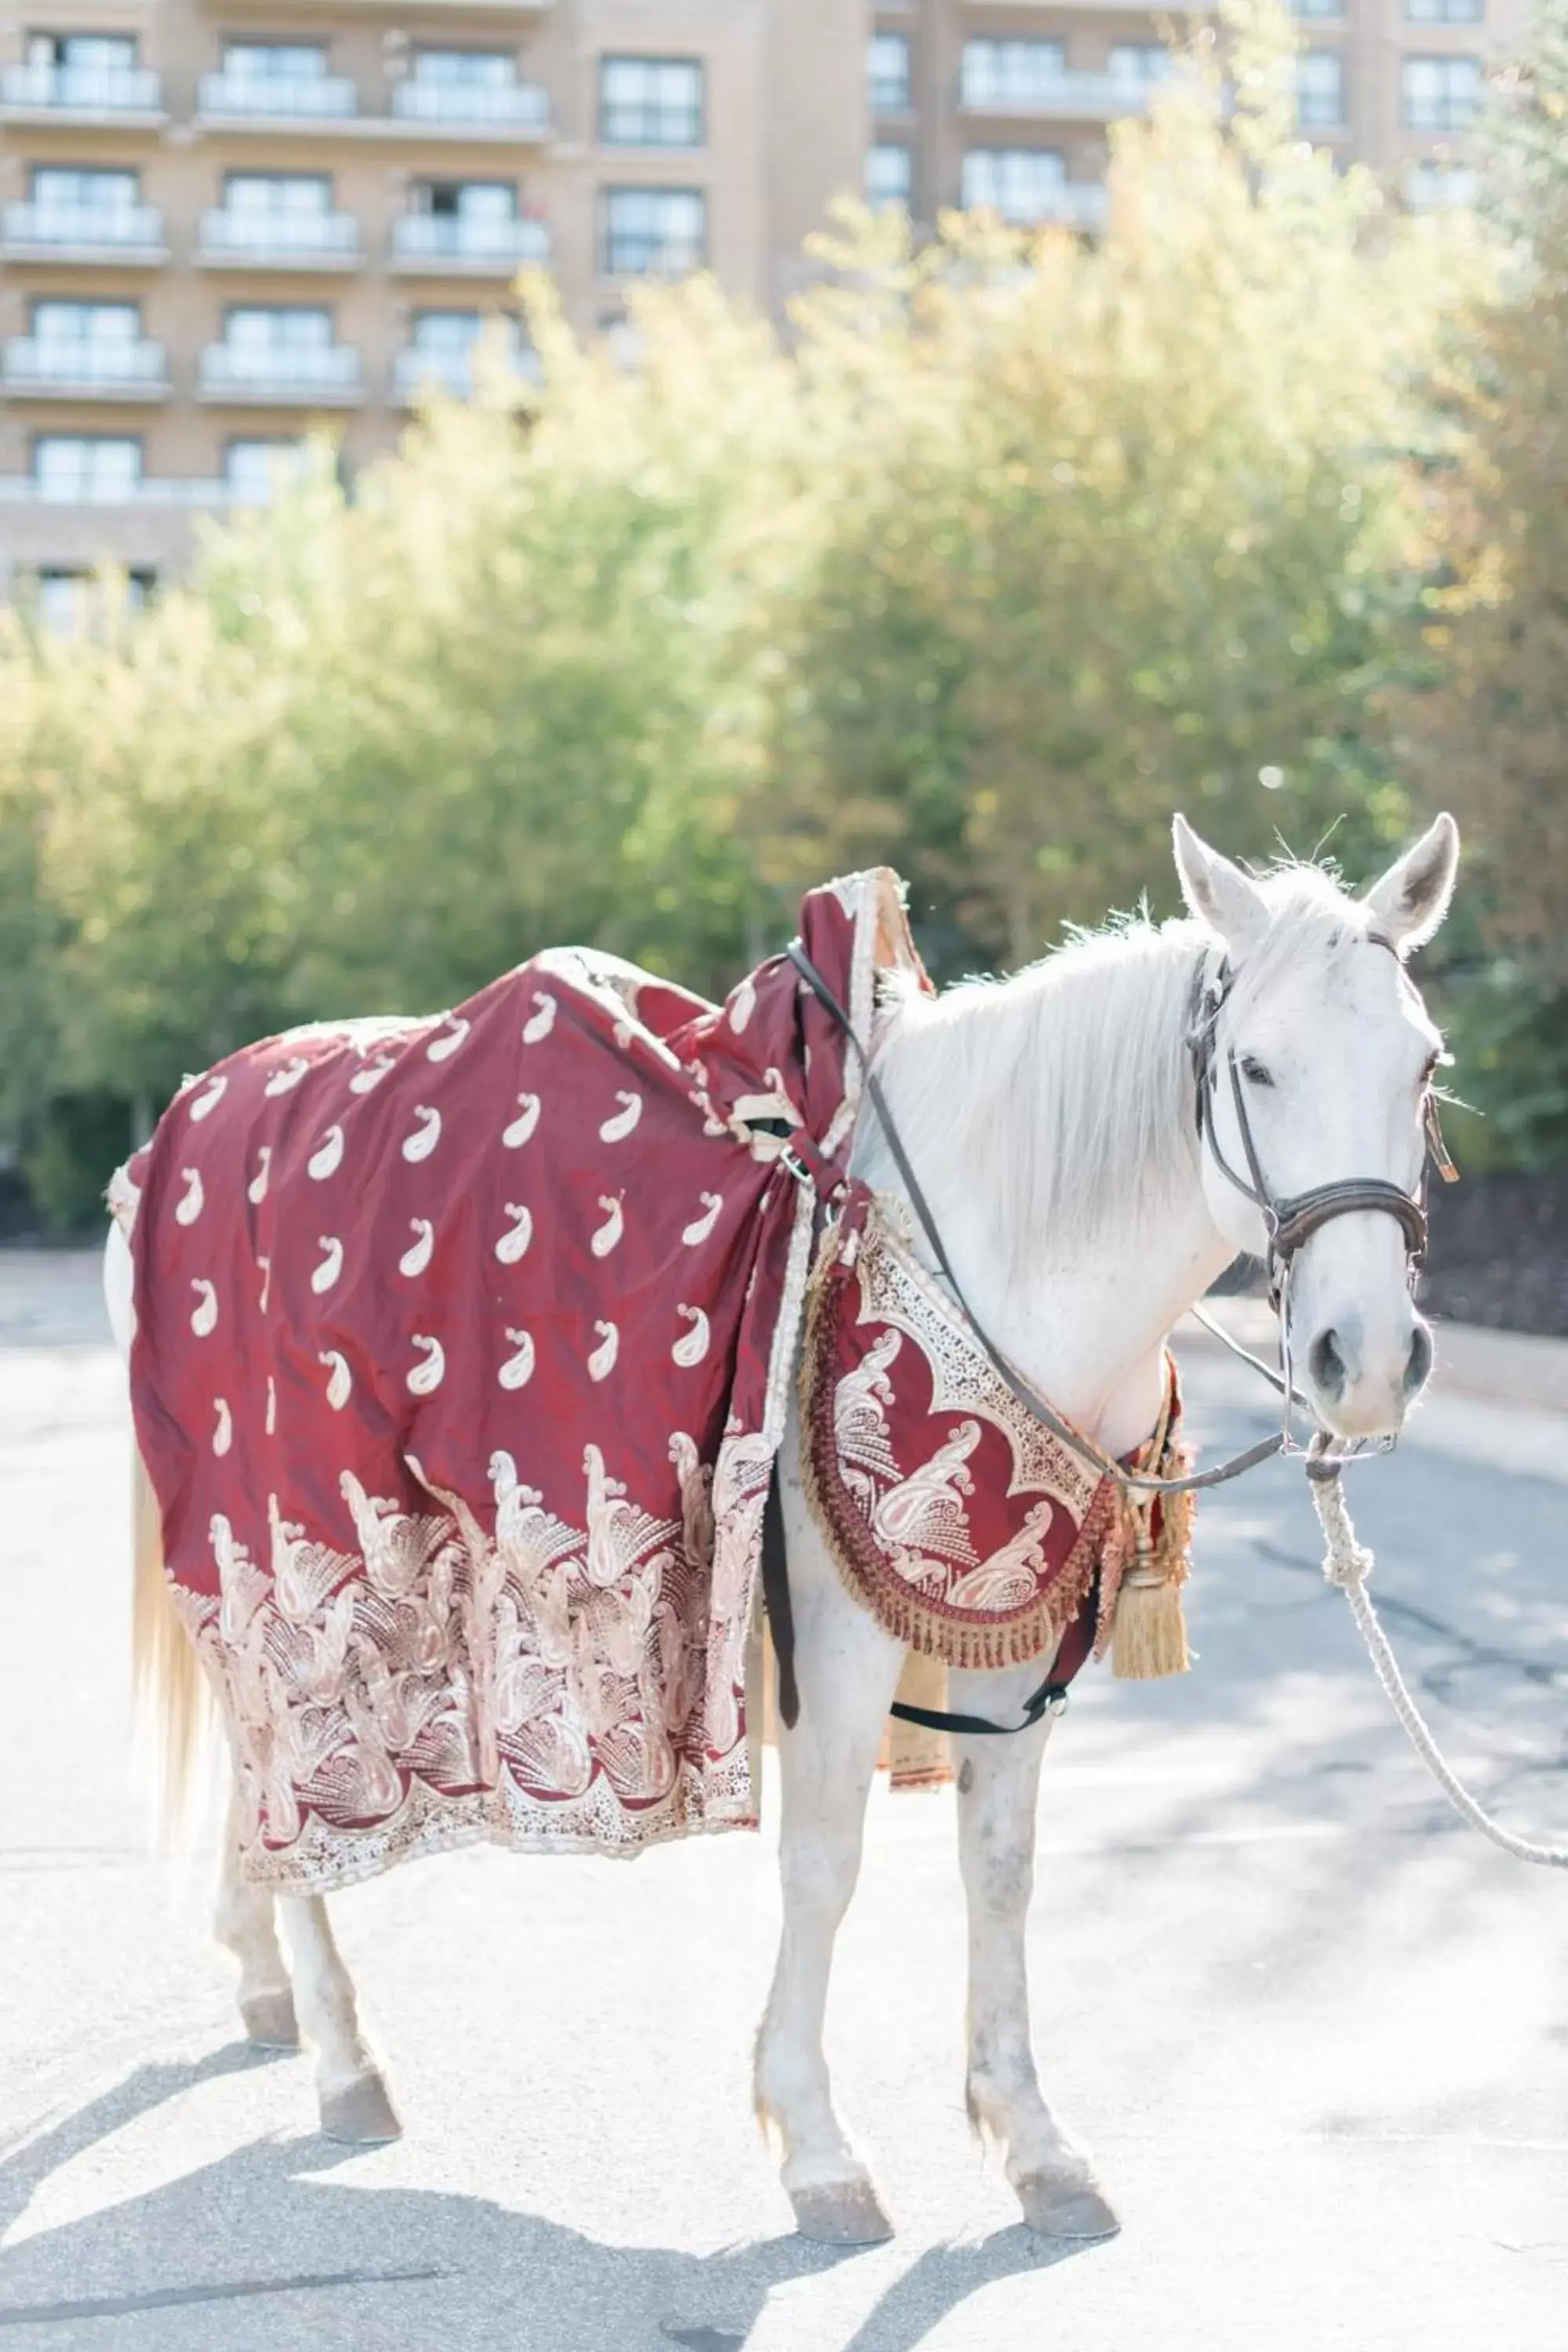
[1172,812,1461,1443]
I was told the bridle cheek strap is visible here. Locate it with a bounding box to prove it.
[1189,949,1436,1309]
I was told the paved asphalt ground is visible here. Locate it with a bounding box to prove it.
[2,1251,1567,2352]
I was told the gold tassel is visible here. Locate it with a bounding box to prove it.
[1109,1424,1195,1682]
[1112,1559,1191,1679]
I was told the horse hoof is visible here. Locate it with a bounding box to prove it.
[241,1991,299,2051]
[319,2071,401,2146]
[789,2180,895,2245]
[1017,2172,1120,2241]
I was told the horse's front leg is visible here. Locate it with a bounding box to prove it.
[754,1423,907,2244]
[952,1661,1119,2240]
[278,1894,401,2144]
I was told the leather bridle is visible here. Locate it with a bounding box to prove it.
[1185,937,1450,1316]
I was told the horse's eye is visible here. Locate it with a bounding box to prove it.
[1240,1055,1274,1088]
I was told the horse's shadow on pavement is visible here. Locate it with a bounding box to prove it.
[0,2047,1094,2351]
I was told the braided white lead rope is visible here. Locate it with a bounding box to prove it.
[1310,1468,1568,1869]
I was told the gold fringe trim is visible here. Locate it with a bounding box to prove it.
[797,1218,1116,1675]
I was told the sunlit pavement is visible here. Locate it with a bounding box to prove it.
[3,1251,1566,2352]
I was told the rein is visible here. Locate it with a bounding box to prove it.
[781,938,1568,1864]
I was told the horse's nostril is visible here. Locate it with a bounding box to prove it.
[1308,1327,1348,1398]
[1405,1323,1434,1396]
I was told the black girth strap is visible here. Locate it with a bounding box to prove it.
[890,1679,1069,1737]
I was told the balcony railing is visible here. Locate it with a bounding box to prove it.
[2,201,167,259]
[0,474,230,509]
[393,342,537,401]
[391,77,550,129]
[1003,182,1110,230]
[199,209,361,263]
[2,336,169,394]
[391,213,550,267]
[199,343,361,401]
[961,70,1167,119]
[197,72,358,122]
[0,62,164,116]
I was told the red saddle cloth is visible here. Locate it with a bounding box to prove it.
[116,872,923,1887]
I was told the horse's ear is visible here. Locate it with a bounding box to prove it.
[1360,813,1460,956]
[1171,814,1268,949]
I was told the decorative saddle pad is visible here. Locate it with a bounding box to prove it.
[114,871,926,1889]
[801,1207,1189,1675]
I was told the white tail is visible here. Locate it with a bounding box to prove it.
[108,1215,216,1838]
[132,1443,215,1837]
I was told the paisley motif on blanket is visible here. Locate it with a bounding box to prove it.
[114,870,927,1892]
[800,1210,1192,1674]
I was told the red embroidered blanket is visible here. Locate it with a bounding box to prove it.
[115,873,922,1888]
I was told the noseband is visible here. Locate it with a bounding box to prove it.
[1185,938,1451,1312]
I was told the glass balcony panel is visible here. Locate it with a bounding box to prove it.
[392,212,549,262]
[4,336,168,390]
[201,209,361,260]
[200,343,361,395]
[4,200,165,252]
[1,62,163,113]
[392,78,549,127]
[198,71,358,120]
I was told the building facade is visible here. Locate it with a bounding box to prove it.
[0,0,865,609]
[868,0,1530,237]
[0,0,1530,614]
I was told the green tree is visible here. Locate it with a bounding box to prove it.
[1403,1,1568,1160]
[757,16,1468,966]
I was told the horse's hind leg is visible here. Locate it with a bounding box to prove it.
[214,1780,298,2050]
[753,1419,907,2245]
[952,1661,1118,2241]
[278,1894,401,2144]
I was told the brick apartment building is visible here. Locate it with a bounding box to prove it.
[0,0,1528,618]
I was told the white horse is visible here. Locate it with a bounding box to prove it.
[105,811,1460,2245]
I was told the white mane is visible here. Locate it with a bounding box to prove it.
[868,862,1377,1266]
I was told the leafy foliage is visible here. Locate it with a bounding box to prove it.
[1394,0,1568,1163]
[0,0,1554,1226]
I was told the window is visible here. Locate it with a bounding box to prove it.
[1406,162,1479,206]
[33,567,153,637]
[601,187,705,276]
[1291,0,1344,16]
[27,33,136,69]
[1108,45,1171,85]
[412,310,484,355]
[416,180,516,220]
[961,147,1065,222]
[1406,0,1483,20]
[866,144,913,209]
[221,44,328,84]
[223,174,331,220]
[30,166,139,216]
[223,307,332,353]
[1403,55,1483,126]
[962,41,1067,108]
[1294,51,1345,126]
[601,57,703,146]
[869,34,911,114]
[32,435,141,502]
[225,439,304,503]
[412,50,514,89]
[32,299,140,350]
